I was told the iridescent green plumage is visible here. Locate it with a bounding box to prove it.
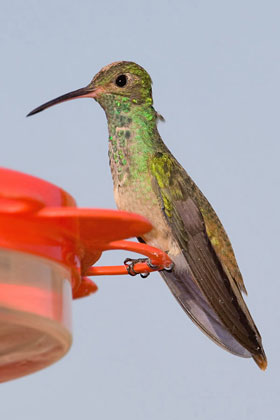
[27,61,266,370]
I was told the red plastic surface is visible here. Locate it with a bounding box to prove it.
[0,168,172,298]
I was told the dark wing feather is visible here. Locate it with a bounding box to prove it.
[160,256,251,357]
[150,152,266,368]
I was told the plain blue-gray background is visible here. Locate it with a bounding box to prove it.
[1,1,279,419]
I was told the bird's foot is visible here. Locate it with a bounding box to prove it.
[162,262,174,272]
[124,257,159,278]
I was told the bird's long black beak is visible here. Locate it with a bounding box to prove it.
[27,85,99,117]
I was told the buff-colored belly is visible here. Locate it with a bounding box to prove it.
[114,185,180,256]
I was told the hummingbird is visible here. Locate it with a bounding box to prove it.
[27,61,267,370]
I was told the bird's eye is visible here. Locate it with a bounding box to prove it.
[115,74,127,87]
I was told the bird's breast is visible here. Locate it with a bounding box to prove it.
[114,180,180,256]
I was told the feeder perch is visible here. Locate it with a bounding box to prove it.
[0,168,172,382]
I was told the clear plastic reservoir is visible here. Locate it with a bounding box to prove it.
[0,248,72,382]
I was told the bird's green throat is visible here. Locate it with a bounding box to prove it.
[97,92,163,186]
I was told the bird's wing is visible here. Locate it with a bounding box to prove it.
[160,256,251,357]
[150,152,266,369]
[200,205,247,294]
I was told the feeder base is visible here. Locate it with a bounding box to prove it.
[0,249,73,382]
[0,309,72,382]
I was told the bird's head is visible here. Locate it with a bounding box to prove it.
[27,61,153,117]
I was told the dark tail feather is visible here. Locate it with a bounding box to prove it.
[160,254,266,368]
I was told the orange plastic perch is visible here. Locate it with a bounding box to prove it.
[0,167,172,382]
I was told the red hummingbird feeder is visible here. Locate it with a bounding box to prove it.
[0,168,172,382]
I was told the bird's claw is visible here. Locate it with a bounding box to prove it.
[162,262,174,272]
[147,260,159,270]
[124,257,159,277]
[124,257,147,276]
[124,257,173,276]
[140,272,150,278]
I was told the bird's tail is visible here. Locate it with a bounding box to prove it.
[160,253,267,369]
